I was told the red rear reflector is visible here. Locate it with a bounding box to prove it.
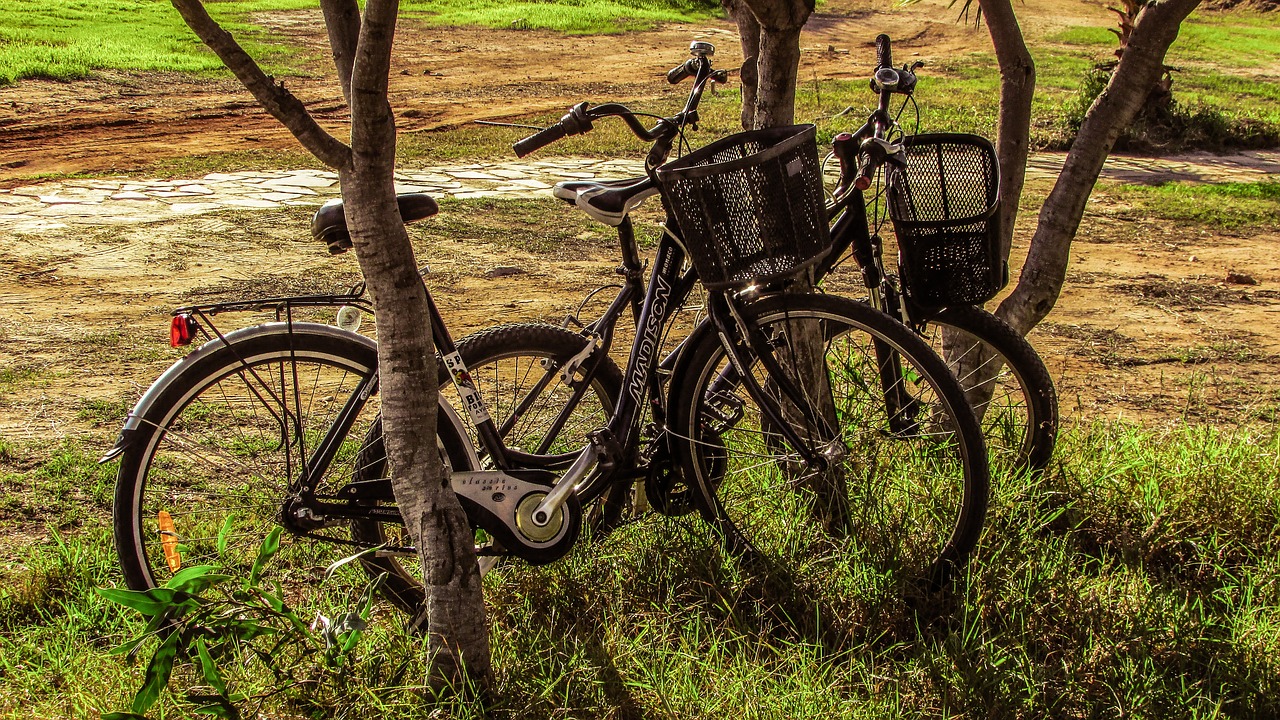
[854,176,873,191]
[170,314,198,347]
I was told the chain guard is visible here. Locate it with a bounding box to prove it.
[452,469,581,565]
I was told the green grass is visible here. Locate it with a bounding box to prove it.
[0,0,718,86]
[1048,10,1280,68]
[0,0,310,85]
[3,420,1280,717]
[1044,12,1280,150]
[1098,180,1280,231]
[401,0,720,34]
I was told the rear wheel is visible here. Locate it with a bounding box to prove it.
[350,323,627,607]
[112,325,471,618]
[438,323,629,532]
[670,294,989,597]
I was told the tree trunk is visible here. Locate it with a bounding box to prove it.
[341,167,490,684]
[169,0,491,688]
[734,0,813,130]
[995,0,1202,336]
[977,0,1036,263]
[753,25,803,128]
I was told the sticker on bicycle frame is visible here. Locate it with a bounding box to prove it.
[443,351,492,425]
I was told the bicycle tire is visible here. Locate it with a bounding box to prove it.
[919,305,1058,474]
[113,324,474,618]
[441,323,623,467]
[440,323,630,531]
[669,293,989,594]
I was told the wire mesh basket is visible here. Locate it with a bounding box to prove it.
[655,124,831,290]
[887,133,1005,307]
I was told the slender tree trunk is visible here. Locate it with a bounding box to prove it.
[342,167,489,683]
[754,26,803,128]
[734,0,813,130]
[995,0,1201,336]
[945,0,1197,419]
[169,0,491,687]
[977,0,1035,263]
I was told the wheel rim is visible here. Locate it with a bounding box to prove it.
[921,321,1037,472]
[445,344,615,466]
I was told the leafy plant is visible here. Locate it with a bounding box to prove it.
[96,528,380,720]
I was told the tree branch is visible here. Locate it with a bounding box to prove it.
[349,0,400,157]
[169,0,352,169]
[320,0,362,105]
[996,0,1202,334]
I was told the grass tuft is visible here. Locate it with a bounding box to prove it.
[1100,180,1280,231]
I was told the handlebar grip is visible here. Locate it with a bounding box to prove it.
[513,122,569,158]
[667,60,694,84]
[875,34,892,70]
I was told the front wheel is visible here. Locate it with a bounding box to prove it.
[669,294,989,600]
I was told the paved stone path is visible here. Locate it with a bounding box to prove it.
[1,150,1276,233]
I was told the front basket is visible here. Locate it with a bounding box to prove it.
[888,133,1005,308]
[656,124,831,290]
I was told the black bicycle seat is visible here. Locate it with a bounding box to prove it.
[552,176,658,227]
[313,193,439,255]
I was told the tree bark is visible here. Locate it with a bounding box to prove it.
[995,0,1202,336]
[345,0,491,685]
[733,0,813,130]
[319,0,361,105]
[976,0,1035,263]
[723,0,761,131]
[753,25,803,128]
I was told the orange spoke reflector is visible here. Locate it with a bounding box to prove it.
[157,510,182,573]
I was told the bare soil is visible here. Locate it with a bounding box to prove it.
[1,0,1278,448]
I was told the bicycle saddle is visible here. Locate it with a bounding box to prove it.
[312,192,439,255]
[552,176,658,227]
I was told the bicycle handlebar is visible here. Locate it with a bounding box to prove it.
[513,44,727,161]
[876,34,892,70]
[831,34,920,206]
[513,120,572,158]
[667,58,696,84]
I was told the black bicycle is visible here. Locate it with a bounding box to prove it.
[513,38,1057,480]
[820,34,1058,474]
[103,42,990,621]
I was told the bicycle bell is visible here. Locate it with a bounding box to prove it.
[689,41,715,58]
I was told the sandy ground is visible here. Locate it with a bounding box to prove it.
[0,0,1278,447]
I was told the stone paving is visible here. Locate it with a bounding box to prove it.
[1,150,1276,233]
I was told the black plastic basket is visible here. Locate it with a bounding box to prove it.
[655,124,831,290]
[887,133,1005,308]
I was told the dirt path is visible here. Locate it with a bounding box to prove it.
[2,148,1277,444]
[0,0,1113,181]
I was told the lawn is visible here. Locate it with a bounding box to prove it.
[0,0,720,85]
[2,419,1279,717]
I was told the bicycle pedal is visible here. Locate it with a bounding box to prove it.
[587,428,623,472]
